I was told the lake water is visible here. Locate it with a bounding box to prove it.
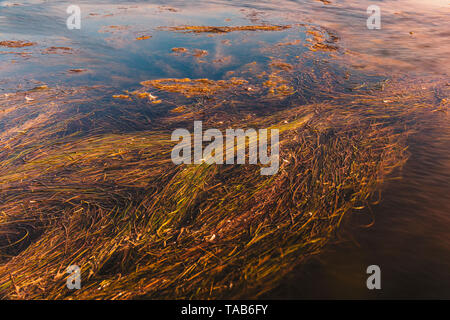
[0,0,449,298]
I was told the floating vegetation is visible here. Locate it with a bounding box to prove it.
[0,3,448,301]
[99,25,130,34]
[112,94,130,99]
[277,39,302,46]
[171,48,209,59]
[269,61,294,72]
[42,47,73,54]
[193,49,208,58]
[310,42,338,52]
[170,105,187,113]
[158,6,179,12]
[68,69,86,73]
[162,25,291,34]
[212,56,232,64]
[171,47,188,53]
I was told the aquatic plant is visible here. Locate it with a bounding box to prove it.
[0,17,447,300]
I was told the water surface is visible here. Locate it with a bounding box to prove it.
[0,0,449,298]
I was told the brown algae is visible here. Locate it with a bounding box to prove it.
[140,78,248,98]
[162,25,291,34]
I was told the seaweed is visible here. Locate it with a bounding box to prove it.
[0,12,448,301]
[162,25,291,34]
[0,41,36,48]
[0,75,446,299]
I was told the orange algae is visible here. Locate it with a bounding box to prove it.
[163,25,291,34]
[171,47,188,53]
[277,39,302,46]
[140,77,248,97]
[269,61,294,72]
[112,94,130,99]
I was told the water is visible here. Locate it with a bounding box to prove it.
[0,0,449,298]
[267,121,450,299]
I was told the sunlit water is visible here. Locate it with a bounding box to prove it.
[0,0,449,298]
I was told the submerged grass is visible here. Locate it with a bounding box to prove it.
[0,22,448,299]
[161,25,292,34]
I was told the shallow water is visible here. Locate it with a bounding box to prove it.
[267,120,450,299]
[0,0,449,298]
